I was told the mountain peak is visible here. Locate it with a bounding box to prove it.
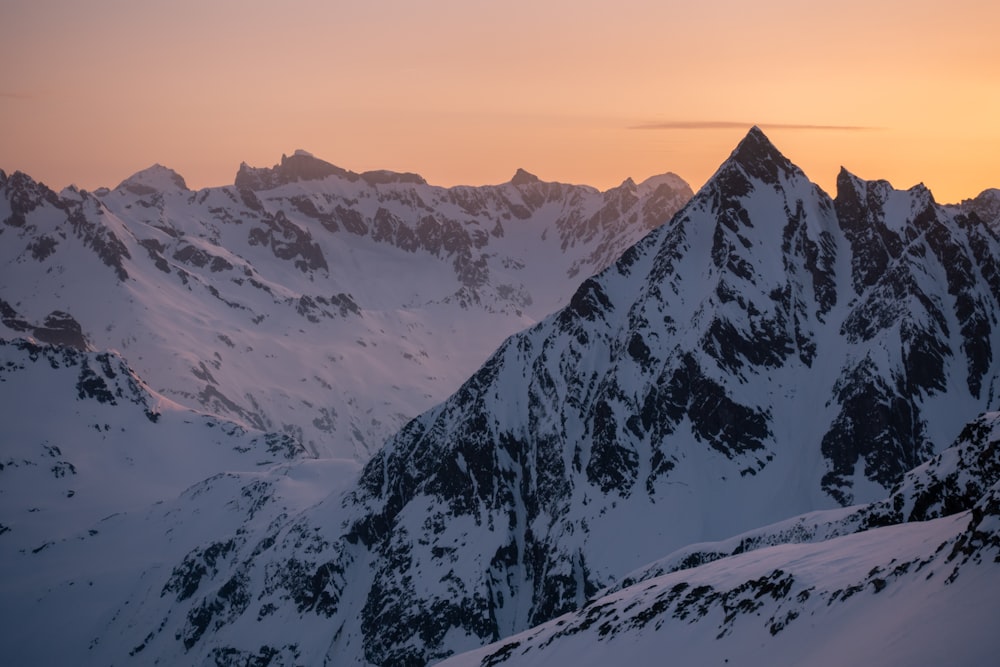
[637,172,687,191]
[115,164,188,196]
[957,188,1000,225]
[235,151,355,190]
[277,151,350,180]
[730,126,784,166]
[716,125,799,187]
[510,168,541,186]
[836,165,863,191]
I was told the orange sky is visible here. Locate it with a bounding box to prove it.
[2,0,998,203]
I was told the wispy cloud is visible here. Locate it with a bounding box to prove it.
[0,91,36,100]
[631,121,881,131]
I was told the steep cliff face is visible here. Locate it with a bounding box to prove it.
[44,128,998,667]
[0,161,691,459]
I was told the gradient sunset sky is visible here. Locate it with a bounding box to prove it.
[2,0,998,203]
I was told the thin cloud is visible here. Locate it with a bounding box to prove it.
[631,121,881,131]
[0,91,35,100]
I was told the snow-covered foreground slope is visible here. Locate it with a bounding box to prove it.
[441,490,1000,667]
[0,157,691,459]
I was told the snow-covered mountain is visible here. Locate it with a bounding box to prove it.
[312,127,1000,664]
[2,128,999,666]
[0,154,691,459]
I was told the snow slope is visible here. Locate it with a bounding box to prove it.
[0,339,310,549]
[0,338,360,665]
[440,497,1000,667]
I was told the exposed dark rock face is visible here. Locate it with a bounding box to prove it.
[67,197,132,280]
[822,169,1000,502]
[0,301,90,350]
[234,152,356,190]
[360,170,427,187]
[1,169,63,228]
[1,338,160,420]
[0,298,33,334]
[33,311,89,349]
[247,210,328,273]
[510,168,541,186]
[1,171,129,281]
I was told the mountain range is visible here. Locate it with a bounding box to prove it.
[1,129,998,665]
[0,150,691,460]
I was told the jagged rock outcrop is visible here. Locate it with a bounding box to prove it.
[956,187,1000,227]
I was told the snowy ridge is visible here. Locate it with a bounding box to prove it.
[441,480,1000,667]
[0,159,692,459]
